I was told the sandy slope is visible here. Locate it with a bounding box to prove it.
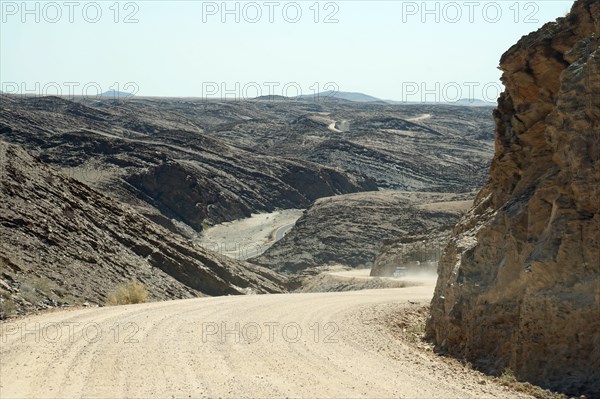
[0,284,530,398]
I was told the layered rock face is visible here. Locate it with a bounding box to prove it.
[427,1,600,396]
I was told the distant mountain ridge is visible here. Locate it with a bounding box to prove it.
[385,98,495,106]
[298,91,384,103]
[292,91,496,106]
[100,90,134,98]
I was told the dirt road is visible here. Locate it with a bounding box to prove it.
[1,284,529,398]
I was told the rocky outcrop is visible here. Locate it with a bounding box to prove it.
[253,191,471,272]
[0,141,287,318]
[427,1,600,397]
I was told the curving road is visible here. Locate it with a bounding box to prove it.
[274,222,295,241]
[239,222,296,260]
[0,284,527,398]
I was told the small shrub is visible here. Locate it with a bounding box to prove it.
[500,368,516,382]
[60,294,79,306]
[107,279,149,305]
[404,322,426,343]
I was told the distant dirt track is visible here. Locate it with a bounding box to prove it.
[1,284,528,398]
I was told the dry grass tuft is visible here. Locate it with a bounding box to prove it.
[107,279,148,305]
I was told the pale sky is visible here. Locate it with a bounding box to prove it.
[1,1,575,101]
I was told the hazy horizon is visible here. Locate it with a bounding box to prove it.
[2,1,575,102]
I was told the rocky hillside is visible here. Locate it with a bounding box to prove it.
[204,100,494,191]
[0,141,286,318]
[0,85,495,318]
[0,94,494,238]
[427,1,600,397]
[252,191,471,272]
[0,95,376,235]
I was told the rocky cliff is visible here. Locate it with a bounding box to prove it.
[427,1,600,397]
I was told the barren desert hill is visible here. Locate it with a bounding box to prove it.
[1,94,494,238]
[0,140,287,317]
[0,95,377,236]
[0,86,498,319]
[0,88,498,317]
[199,98,495,190]
[297,90,384,103]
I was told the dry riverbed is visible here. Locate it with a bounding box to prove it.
[195,209,304,260]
